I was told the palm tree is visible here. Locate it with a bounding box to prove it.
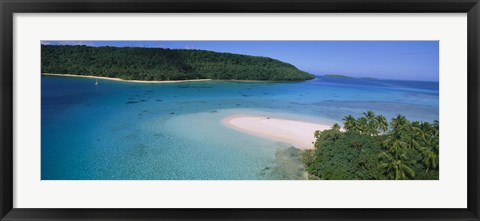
[420,147,438,172]
[364,110,378,135]
[411,121,430,141]
[357,117,368,134]
[378,151,415,180]
[364,110,376,120]
[391,114,409,137]
[432,121,439,142]
[384,116,409,152]
[332,123,341,131]
[420,135,439,171]
[376,115,388,134]
[407,121,422,149]
[383,134,408,153]
[343,115,357,132]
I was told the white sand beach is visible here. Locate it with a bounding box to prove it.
[222,115,332,150]
[42,73,212,84]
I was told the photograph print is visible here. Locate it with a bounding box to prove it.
[41,41,439,180]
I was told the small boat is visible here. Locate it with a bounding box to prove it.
[95,79,99,86]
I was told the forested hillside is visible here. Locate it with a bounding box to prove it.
[41,45,315,81]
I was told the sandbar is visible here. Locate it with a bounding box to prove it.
[222,115,332,150]
[42,73,212,84]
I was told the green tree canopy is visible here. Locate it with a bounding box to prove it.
[41,45,315,81]
[302,111,439,180]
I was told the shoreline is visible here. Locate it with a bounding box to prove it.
[222,114,332,150]
[42,73,313,84]
[42,73,212,84]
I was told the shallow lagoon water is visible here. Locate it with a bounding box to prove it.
[41,76,439,180]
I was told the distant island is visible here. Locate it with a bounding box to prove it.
[323,74,353,78]
[324,74,378,80]
[41,45,315,81]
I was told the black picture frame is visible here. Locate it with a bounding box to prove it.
[1,0,479,220]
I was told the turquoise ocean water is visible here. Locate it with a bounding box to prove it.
[41,76,439,180]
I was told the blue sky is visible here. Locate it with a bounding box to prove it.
[42,41,439,81]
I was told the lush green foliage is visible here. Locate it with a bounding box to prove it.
[302,111,439,180]
[41,45,315,81]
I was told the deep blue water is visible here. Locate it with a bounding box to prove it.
[41,76,439,180]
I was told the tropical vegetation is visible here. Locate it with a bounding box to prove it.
[41,45,315,81]
[302,111,439,180]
